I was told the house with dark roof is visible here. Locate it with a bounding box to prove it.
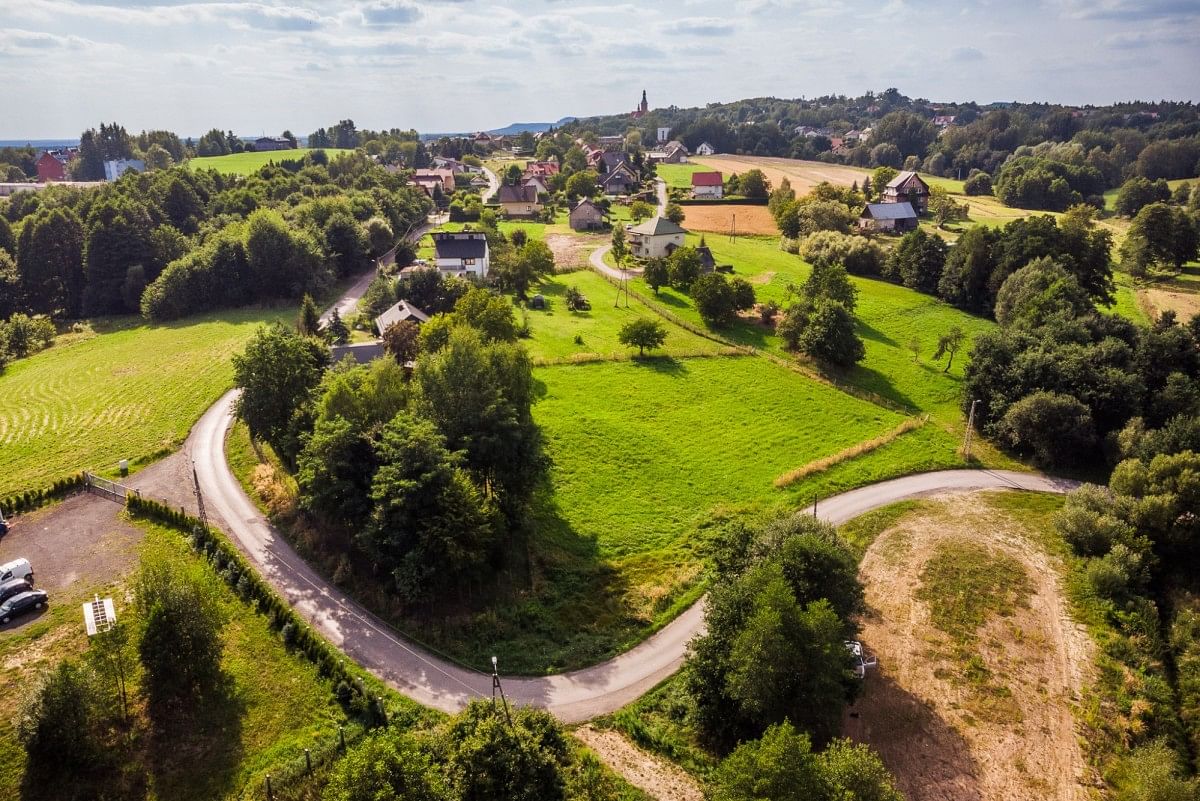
[858,202,918,233]
[691,171,724,199]
[598,152,630,174]
[569,198,605,231]
[255,136,294,152]
[496,184,542,217]
[626,216,687,259]
[882,171,929,213]
[432,231,490,277]
[600,164,639,195]
[374,299,430,335]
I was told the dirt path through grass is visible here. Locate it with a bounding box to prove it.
[575,726,703,801]
[844,491,1093,801]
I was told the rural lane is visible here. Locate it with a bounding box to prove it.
[319,218,438,325]
[481,166,500,202]
[655,177,667,214]
[189,386,1078,722]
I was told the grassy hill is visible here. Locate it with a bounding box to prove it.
[187,148,353,175]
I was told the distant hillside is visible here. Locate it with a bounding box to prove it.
[421,117,578,140]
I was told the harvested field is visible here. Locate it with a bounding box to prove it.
[677,203,776,235]
[693,155,868,194]
[1142,280,1200,320]
[844,491,1093,801]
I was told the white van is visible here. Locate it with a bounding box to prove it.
[0,559,33,585]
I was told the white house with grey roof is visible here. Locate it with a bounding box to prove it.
[375,299,430,335]
[626,216,687,259]
[432,230,490,278]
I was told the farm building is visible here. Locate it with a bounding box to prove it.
[375,300,430,335]
[496,184,542,217]
[858,202,918,233]
[413,169,455,193]
[695,141,716,156]
[255,136,294,151]
[697,243,717,274]
[647,143,688,164]
[36,149,76,182]
[103,159,144,181]
[432,231,490,277]
[524,161,560,179]
[882,171,929,213]
[601,165,640,195]
[569,198,605,231]
[691,171,724,199]
[627,216,687,259]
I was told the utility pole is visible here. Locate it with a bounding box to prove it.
[962,399,978,459]
[491,656,513,727]
[192,460,209,529]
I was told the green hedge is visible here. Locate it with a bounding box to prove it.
[0,473,87,517]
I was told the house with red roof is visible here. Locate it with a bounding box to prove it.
[691,170,724,199]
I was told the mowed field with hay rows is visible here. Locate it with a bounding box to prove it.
[187,148,354,175]
[0,309,290,496]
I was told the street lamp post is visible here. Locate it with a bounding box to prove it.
[491,655,513,727]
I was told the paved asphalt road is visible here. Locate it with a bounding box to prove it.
[190,387,1078,721]
[655,177,667,212]
[319,219,437,325]
[481,166,499,202]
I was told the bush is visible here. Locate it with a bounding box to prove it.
[445,702,570,801]
[998,391,1096,467]
[19,661,108,776]
[963,171,993,196]
[691,273,741,327]
[323,730,446,801]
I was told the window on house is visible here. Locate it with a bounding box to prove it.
[464,258,475,266]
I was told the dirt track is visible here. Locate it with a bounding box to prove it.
[574,726,703,801]
[844,491,1093,801]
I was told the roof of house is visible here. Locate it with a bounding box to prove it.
[691,171,723,187]
[376,300,430,332]
[496,184,539,204]
[602,168,637,187]
[571,198,602,215]
[433,233,489,260]
[861,202,917,221]
[886,170,927,190]
[696,245,716,271]
[629,216,687,236]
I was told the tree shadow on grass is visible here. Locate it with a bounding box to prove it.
[146,675,246,801]
[629,355,689,376]
[838,364,921,412]
[856,319,898,347]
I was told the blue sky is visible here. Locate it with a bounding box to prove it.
[1,0,1197,139]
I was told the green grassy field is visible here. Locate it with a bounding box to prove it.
[520,270,728,362]
[0,308,291,496]
[655,163,710,189]
[629,234,996,422]
[187,148,353,175]
[0,517,347,801]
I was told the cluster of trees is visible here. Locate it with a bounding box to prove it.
[1119,198,1200,277]
[963,257,1200,467]
[19,553,227,794]
[1054,446,1200,796]
[235,283,545,604]
[770,178,862,240]
[639,242,756,327]
[0,150,429,321]
[0,312,56,372]
[323,701,630,801]
[678,511,902,798]
[776,258,865,367]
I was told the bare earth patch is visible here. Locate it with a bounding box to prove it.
[546,233,597,271]
[575,726,703,801]
[678,204,777,235]
[1142,283,1200,321]
[842,491,1094,801]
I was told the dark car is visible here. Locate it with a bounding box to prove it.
[0,578,32,605]
[0,590,48,624]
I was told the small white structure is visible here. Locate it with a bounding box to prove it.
[83,595,117,636]
[656,126,671,143]
[695,141,716,156]
[103,159,144,181]
[432,231,490,278]
[626,216,687,259]
[374,300,430,335]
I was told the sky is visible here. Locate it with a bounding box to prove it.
[1,0,1198,140]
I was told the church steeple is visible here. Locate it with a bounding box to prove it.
[640,89,648,113]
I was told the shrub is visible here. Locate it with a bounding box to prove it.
[998,391,1096,467]
[963,171,993,196]
[19,661,108,776]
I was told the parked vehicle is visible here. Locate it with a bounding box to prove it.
[0,589,48,624]
[0,578,33,605]
[0,558,33,584]
[0,510,8,536]
[844,640,878,679]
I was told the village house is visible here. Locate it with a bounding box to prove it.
[598,151,630,175]
[858,202,918,233]
[524,161,560,179]
[569,198,605,231]
[35,149,75,182]
[600,164,639,195]
[626,216,687,259]
[598,135,624,150]
[432,231,490,277]
[691,171,724,199]
[413,169,456,193]
[695,141,716,156]
[496,184,542,217]
[523,175,550,196]
[882,170,930,213]
[103,159,144,181]
[932,115,957,128]
[374,299,430,335]
[656,127,671,144]
[254,136,294,152]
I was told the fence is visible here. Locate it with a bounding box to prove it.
[83,472,140,503]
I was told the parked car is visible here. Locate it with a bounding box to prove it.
[0,578,33,605]
[0,589,48,624]
[0,558,33,584]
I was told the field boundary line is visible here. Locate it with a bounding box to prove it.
[774,415,929,488]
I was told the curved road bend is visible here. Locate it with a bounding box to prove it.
[481,166,500,203]
[320,219,438,326]
[191,391,1078,723]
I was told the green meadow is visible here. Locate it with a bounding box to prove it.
[655,163,711,189]
[187,148,353,175]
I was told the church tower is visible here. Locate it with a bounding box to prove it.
[640,89,648,114]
